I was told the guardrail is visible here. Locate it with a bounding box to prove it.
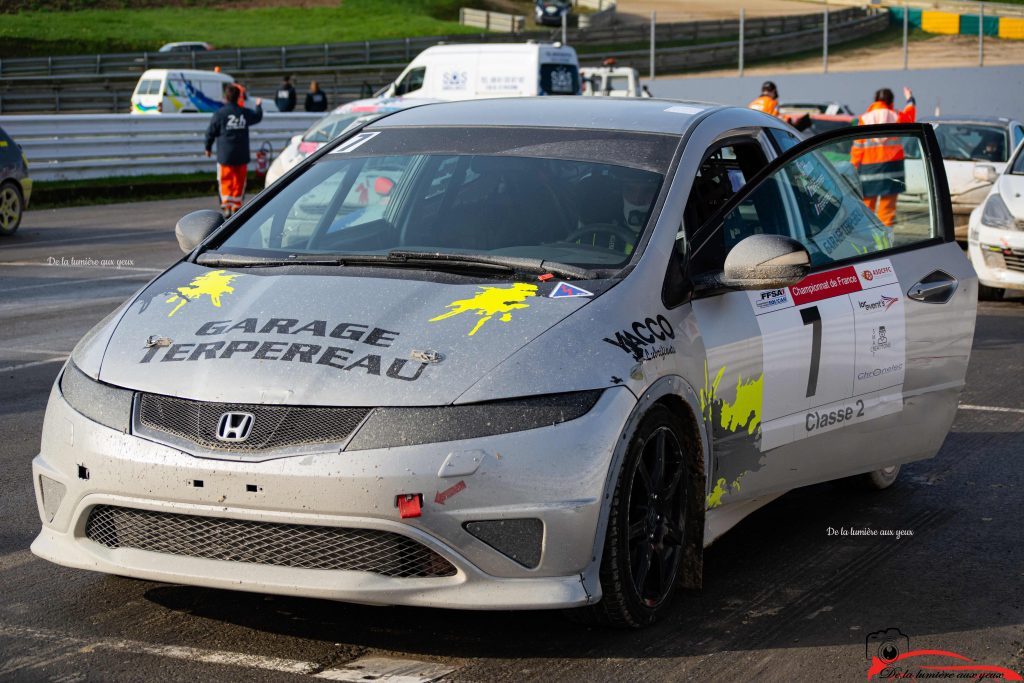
[580,11,888,71]
[0,9,873,115]
[459,8,526,32]
[1,113,320,182]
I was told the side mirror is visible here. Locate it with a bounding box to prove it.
[721,234,811,289]
[973,165,998,183]
[175,210,223,253]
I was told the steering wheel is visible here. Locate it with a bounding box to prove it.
[564,223,637,253]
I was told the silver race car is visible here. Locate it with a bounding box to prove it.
[32,98,976,627]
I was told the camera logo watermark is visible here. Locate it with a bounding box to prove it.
[47,256,136,268]
[865,627,1021,680]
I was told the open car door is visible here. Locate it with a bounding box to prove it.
[689,123,977,509]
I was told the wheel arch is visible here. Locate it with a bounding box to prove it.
[581,376,709,600]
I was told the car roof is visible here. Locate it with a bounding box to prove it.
[419,42,574,55]
[139,69,233,80]
[369,97,724,135]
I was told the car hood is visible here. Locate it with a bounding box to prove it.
[995,172,1024,217]
[84,262,594,406]
[943,158,1007,197]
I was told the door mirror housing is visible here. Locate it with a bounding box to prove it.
[973,164,998,183]
[175,210,223,253]
[721,234,811,289]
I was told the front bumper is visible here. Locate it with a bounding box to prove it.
[966,218,1024,291]
[32,384,636,609]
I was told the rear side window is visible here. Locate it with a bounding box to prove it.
[540,64,579,95]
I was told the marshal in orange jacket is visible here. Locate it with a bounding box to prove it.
[851,99,917,198]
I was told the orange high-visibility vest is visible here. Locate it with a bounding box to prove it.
[851,100,917,196]
[748,95,780,118]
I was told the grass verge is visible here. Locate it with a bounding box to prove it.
[0,0,484,57]
[29,172,264,210]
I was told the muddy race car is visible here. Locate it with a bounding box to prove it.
[32,98,976,627]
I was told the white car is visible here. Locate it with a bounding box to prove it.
[923,116,1024,241]
[31,100,975,627]
[265,97,438,185]
[158,42,213,53]
[967,140,1024,300]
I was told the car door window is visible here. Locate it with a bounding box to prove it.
[683,139,771,275]
[395,67,425,96]
[698,128,939,270]
[1013,125,1024,150]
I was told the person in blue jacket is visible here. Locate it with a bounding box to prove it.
[204,84,263,217]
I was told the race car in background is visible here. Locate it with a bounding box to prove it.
[32,99,975,628]
[264,96,438,185]
[967,140,1024,300]
[0,125,31,236]
[923,116,1024,241]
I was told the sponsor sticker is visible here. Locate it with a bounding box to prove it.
[548,282,593,299]
[330,131,380,154]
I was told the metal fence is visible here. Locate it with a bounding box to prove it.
[0,8,865,81]
[2,113,320,181]
[459,8,526,32]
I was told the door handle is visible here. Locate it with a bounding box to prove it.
[907,270,958,304]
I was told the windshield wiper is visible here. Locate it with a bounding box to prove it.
[197,250,595,279]
[196,252,384,267]
[386,250,594,280]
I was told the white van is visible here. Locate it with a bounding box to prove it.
[380,42,581,100]
[131,69,234,114]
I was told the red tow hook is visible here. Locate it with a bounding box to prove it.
[396,494,423,519]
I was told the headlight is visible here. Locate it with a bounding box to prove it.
[980,194,1017,230]
[346,390,603,451]
[59,361,133,433]
[981,245,1006,269]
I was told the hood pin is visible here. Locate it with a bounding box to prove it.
[411,349,445,364]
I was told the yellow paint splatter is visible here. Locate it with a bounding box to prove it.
[706,476,744,509]
[429,283,537,336]
[721,373,763,435]
[165,270,240,317]
[707,477,728,508]
[700,361,763,435]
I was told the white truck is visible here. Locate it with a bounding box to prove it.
[379,42,581,100]
[580,65,649,98]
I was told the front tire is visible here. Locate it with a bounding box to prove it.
[582,405,690,628]
[978,283,1004,301]
[0,181,23,235]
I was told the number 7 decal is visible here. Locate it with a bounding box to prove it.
[800,305,822,398]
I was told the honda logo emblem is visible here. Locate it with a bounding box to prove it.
[216,412,254,442]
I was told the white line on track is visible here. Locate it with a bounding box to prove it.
[2,272,152,293]
[0,347,72,356]
[1,261,162,273]
[959,404,1024,415]
[0,357,66,373]
[0,623,457,681]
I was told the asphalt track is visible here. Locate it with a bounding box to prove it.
[1,198,1022,682]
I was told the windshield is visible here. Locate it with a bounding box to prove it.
[1010,145,1024,174]
[302,113,366,143]
[540,64,580,95]
[932,123,1009,163]
[213,126,672,271]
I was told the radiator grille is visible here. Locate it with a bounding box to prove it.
[85,505,456,578]
[1005,250,1024,273]
[137,393,371,452]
